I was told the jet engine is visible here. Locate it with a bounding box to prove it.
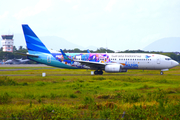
[105,64,127,73]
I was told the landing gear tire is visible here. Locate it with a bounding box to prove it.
[94,71,98,75]
[94,70,103,75]
[160,71,163,75]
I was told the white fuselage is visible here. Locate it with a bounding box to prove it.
[106,53,178,70]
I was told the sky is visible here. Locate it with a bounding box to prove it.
[0,0,180,51]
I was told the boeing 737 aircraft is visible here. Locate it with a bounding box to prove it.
[20,24,179,75]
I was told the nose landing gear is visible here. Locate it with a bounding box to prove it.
[94,70,103,75]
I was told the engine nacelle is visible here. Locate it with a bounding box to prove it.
[105,64,121,73]
[105,64,127,73]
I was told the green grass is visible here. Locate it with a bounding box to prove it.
[0,66,180,119]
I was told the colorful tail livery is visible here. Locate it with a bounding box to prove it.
[22,25,50,54]
[21,24,179,75]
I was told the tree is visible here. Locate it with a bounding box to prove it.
[74,48,81,53]
[13,46,17,52]
[19,46,23,50]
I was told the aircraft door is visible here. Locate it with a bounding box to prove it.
[157,57,160,64]
[47,56,51,63]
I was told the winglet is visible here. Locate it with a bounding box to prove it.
[60,49,71,60]
[87,49,91,53]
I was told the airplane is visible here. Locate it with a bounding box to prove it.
[4,58,29,64]
[20,24,179,75]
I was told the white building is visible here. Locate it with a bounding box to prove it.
[1,35,14,52]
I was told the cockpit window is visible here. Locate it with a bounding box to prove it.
[165,58,171,60]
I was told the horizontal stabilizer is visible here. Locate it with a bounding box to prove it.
[16,52,39,58]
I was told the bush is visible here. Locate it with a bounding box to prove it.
[83,96,94,105]
[0,76,18,86]
[69,94,77,98]
[92,77,106,80]
[0,92,11,104]
[35,81,46,86]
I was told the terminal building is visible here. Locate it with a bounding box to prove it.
[1,35,14,52]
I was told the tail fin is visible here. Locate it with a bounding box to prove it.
[22,24,50,54]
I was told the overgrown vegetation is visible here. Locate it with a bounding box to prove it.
[0,66,180,119]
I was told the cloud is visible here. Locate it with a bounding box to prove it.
[0,11,9,20]
[14,0,52,20]
[105,0,117,12]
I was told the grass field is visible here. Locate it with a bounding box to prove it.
[0,66,180,119]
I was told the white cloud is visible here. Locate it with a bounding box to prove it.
[13,0,52,20]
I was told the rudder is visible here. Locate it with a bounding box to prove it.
[22,24,50,54]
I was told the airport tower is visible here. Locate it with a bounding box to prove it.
[1,35,14,52]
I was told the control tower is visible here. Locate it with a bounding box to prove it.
[1,35,14,52]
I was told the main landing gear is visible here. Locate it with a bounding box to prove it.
[160,71,164,75]
[94,70,103,75]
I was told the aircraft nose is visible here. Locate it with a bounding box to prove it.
[171,61,179,67]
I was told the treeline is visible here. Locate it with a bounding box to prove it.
[63,47,115,53]
[1,46,180,62]
[0,46,27,60]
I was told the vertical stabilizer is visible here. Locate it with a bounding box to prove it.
[22,24,50,54]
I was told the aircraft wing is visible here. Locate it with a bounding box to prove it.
[74,60,106,69]
[16,53,39,58]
